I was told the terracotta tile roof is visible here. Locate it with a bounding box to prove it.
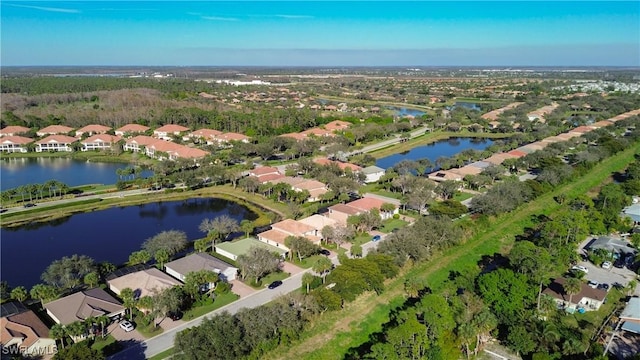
[149,140,182,152]
[82,134,121,144]
[507,150,528,158]
[251,166,281,177]
[481,102,524,120]
[590,120,614,128]
[35,135,77,144]
[115,124,150,133]
[273,176,306,187]
[257,173,286,184]
[294,179,326,191]
[37,125,74,135]
[271,219,316,235]
[450,166,482,176]
[44,288,124,325]
[173,146,209,159]
[346,197,388,212]
[427,170,463,181]
[329,203,362,216]
[313,158,362,171]
[126,135,158,146]
[308,187,329,199]
[1,136,34,145]
[571,125,595,133]
[154,124,189,133]
[297,214,338,231]
[1,310,51,349]
[324,120,351,131]
[301,128,333,137]
[217,132,249,142]
[257,228,290,245]
[0,126,30,136]
[279,133,307,141]
[190,129,223,138]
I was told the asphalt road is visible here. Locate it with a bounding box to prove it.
[108,265,314,360]
[345,126,431,157]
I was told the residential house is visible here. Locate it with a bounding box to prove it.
[0,136,33,153]
[257,219,320,248]
[214,237,287,261]
[1,308,56,358]
[313,158,363,172]
[291,179,328,202]
[542,277,608,312]
[483,153,518,166]
[301,128,333,138]
[586,236,637,258]
[427,170,464,182]
[347,197,398,219]
[36,125,74,137]
[106,267,181,300]
[145,140,182,160]
[188,129,223,144]
[361,166,385,183]
[0,126,30,137]
[35,135,77,152]
[165,253,238,283]
[215,132,250,144]
[249,166,281,178]
[171,146,209,161]
[480,102,524,121]
[620,297,640,334]
[323,120,351,132]
[326,203,364,224]
[623,203,640,224]
[75,124,111,137]
[44,288,125,325]
[114,124,150,137]
[81,134,122,151]
[123,135,158,153]
[279,132,307,142]
[255,173,286,184]
[153,124,189,140]
[526,103,559,122]
[297,214,338,238]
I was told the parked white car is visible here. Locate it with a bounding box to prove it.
[119,320,135,332]
[571,265,589,273]
[601,261,612,269]
[588,280,599,289]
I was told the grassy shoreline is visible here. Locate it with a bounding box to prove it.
[0,185,289,228]
[263,142,640,360]
[368,130,515,159]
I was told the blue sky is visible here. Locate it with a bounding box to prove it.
[1,1,638,66]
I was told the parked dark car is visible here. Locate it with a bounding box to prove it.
[268,280,283,289]
[167,311,183,321]
[372,235,381,242]
[319,249,331,256]
[597,283,610,291]
[23,203,36,208]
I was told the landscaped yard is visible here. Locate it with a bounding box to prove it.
[379,218,408,233]
[291,254,325,269]
[452,191,474,202]
[91,334,120,355]
[183,292,240,320]
[247,271,290,290]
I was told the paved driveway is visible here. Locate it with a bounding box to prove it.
[107,321,145,342]
[230,279,256,298]
[281,261,304,275]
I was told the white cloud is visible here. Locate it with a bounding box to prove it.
[201,16,239,21]
[274,14,314,19]
[9,3,80,14]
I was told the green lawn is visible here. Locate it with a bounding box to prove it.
[91,335,119,355]
[370,189,402,200]
[452,191,474,202]
[136,322,164,339]
[379,218,408,233]
[261,141,640,360]
[147,348,178,360]
[291,254,325,269]
[246,271,290,289]
[182,292,240,320]
[352,233,373,247]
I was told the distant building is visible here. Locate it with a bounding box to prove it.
[115,124,150,137]
[75,124,111,137]
[0,126,30,137]
[0,136,33,153]
[36,125,74,137]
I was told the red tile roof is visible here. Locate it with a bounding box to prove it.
[271,219,316,235]
[257,173,286,184]
[37,125,74,135]
[35,135,77,144]
[115,124,150,133]
[1,136,34,145]
[76,124,111,134]
[0,126,30,136]
[251,166,281,176]
[190,129,223,138]
[324,120,351,131]
[154,124,189,133]
[1,310,51,349]
[82,134,121,144]
[346,197,388,212]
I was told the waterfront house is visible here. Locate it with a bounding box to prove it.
[0,136,33,153]
[215,237,287,261]
[36,125,74,137]
[165,253,238,282]
[0,126,30,137]
[361,166,385,183]
[75,124,111,137]
[153,124,189,140]
[106,267,181,300]
[44,288,125,326]
[123,135,158,153]
[35,135,77,152]
[81,134,122,151]
[115,124,150,137]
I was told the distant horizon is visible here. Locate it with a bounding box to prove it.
[2,1,638,67]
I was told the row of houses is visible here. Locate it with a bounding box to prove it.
[0,249,247,357]
[255,195,399,252]
[428,108,640,182]
[279,120,351,142]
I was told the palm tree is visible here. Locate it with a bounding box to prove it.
[312,257,333,284]
[120,288,136,321]
[94,315,110,339]
[50,324,67,349]
[301,273,315,294]
[472,309,497,355]
[564,277,582,308]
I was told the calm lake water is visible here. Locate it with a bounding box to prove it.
[0,198,258,289]
[376,137,494,170]
[387,106,426,117]
[0,157,153,191]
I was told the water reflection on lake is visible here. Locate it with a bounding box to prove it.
[0,157,152,190]
[376,137,494,171]
[0,198,257,289]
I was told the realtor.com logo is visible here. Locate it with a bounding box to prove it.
[1,345,58,356]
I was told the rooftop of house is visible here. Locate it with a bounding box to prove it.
[44,288,124,325]
[215,237,287,256]
[1,135,34,145]
[107,267,181,298]
[37,125,74,134]
[82,134,122,143]
[297,214,338,231]
[0,126,31,135]
[361,165,385,175]
[165,253,236,276]
[35,135,78,144]
[115,124,150,132]
[271,219,317,235]
[257,228,291,245]
[1,309,51,349]
[251,166,281,176]
[542,277,608,304]
[76,124,111,133]
[154,124,190,133]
